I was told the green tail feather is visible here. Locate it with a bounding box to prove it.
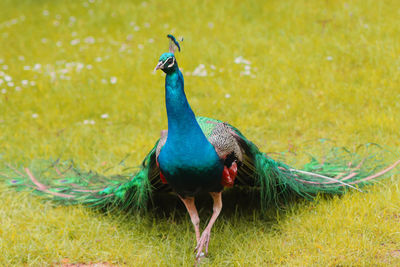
[1,134,398,213]
[1,148,156,211]
[246,140,400,210]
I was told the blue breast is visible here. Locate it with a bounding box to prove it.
[158,137,223,196]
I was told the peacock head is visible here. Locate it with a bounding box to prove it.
[154,34,181,74]
[154,52,178,74]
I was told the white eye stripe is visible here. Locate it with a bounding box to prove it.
[159,57,175,69]
[159,57,174,69]
[167,57,175,68]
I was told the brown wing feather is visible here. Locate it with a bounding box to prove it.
[207,122,243,162]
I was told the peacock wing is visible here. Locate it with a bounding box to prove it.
[196,117,259,187]
[148,135,173,193]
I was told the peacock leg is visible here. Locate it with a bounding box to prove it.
[178,195,201,243]
[195,191,222,259]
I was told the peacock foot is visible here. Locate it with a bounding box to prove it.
[195,229,211,259]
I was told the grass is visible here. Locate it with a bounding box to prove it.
[0,0,400,265]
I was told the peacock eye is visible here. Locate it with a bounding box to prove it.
[163,57,175,68]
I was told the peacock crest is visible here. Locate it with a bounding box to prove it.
[167,34,182,53]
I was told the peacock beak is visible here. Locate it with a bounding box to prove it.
[154,61,164,72]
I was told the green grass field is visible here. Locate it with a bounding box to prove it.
[1,0,400,265]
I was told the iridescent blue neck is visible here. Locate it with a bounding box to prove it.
[165,68,204,140]
[159,67,224,194]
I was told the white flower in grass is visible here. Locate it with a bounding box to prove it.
[30,81,36,86]
[96,57,102,62]
[15,86,21,91]
[41,38,48,43]
[84,36,95,44]
[53,20,60,26]
[10,18,18,25]
[4,75,11,82]
[0,79,3,85]
[7,82,14,87]
[70,39,80,46]
[76,63,84,72]
[33,64,41,71]
[101,78,107,84]
[208,22,214,28]
[134,26,140,31]
[42,10,49,16]
[138,44,144,50]
[56,41,62,47]
[49,71,56,80]
[1,89,6,94]
[240,70,251,76]
[65,62,75,68]
[23,66,30,70]
[21,80,28,86]
[234,56,251,65]
[192,64,207,77]
[60,68,68,74]
[0,59,3,64]
[32,113,39,118]
[71,31,77,37]
[101,113,109,119]
[2,65,8,70]
[110,77,117,84]
[326,56,333,61]
[18,56,25,61]
[225,93,231,98]
[148,38,154,43]
[86,64,93,70]
[144,22,150,28]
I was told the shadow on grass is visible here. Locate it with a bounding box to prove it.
[112,186,309,225]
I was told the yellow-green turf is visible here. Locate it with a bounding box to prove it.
[1,0,400,265]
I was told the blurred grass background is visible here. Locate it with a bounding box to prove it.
[0,0,399,265]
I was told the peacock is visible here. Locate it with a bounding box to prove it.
[2,35,400,261]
